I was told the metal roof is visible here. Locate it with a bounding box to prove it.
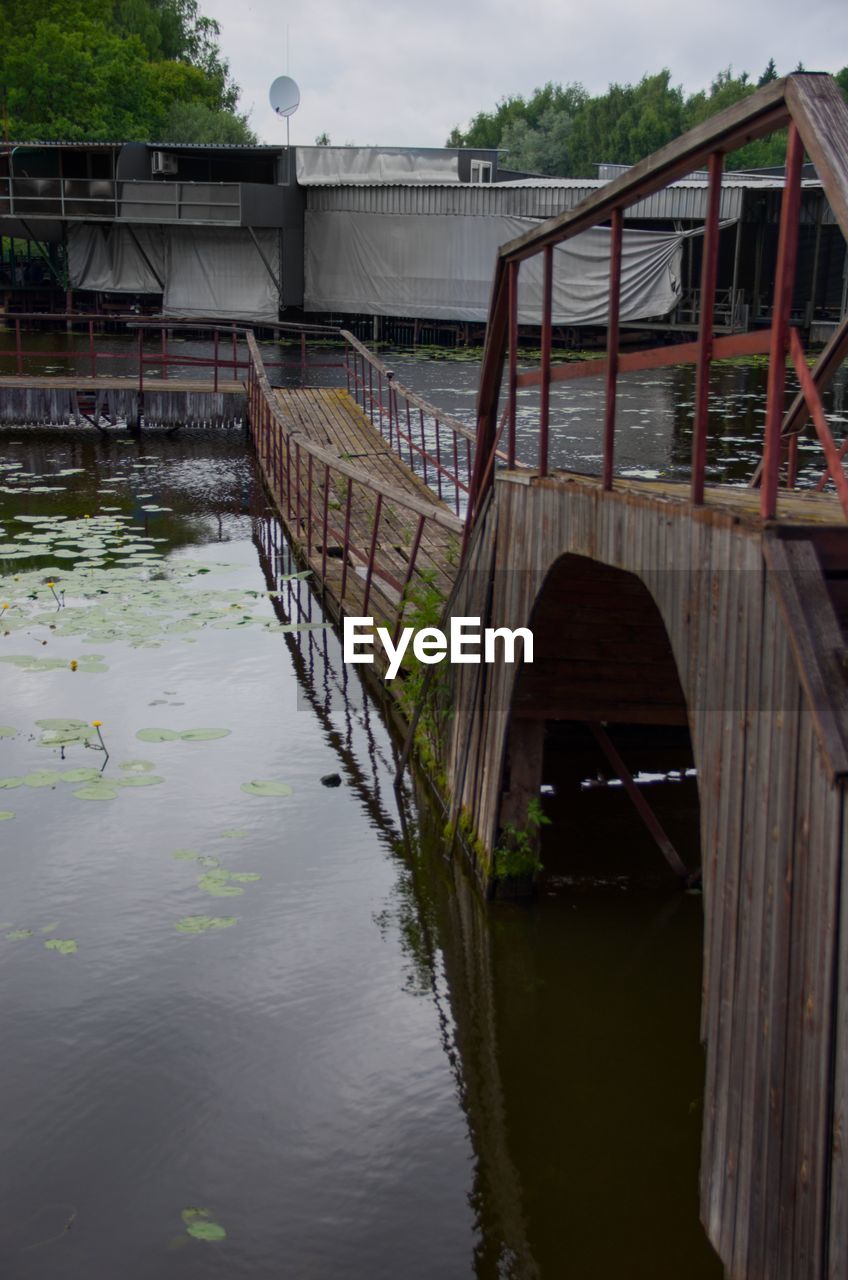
[304,172,829,222]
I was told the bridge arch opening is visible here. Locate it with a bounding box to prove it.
[499,553,701,887]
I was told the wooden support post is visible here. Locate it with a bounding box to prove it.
[588,723,690,881]
[762,121,803,520]
[603,209,623,490]
[691,151,724,505]
[499,718,545,835]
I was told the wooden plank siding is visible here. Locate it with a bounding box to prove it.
[441,468,848,1279]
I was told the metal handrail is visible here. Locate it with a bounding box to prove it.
[467,72,848,534]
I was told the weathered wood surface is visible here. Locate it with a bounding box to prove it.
[0,376,243,393]
[443,466,848,1280]
[252,384,463,642]
[0,377,246,426]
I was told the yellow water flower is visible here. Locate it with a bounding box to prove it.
[91,720,102,728]
[70,660,78,671]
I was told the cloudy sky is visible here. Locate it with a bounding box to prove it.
[200,0,848,148]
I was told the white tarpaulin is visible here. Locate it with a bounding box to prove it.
[304,212,683,323]
[68,223,164,293]
[68,224,280,321]
[162,227,280,323]
[297,147,460,185]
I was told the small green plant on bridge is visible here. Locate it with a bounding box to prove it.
[493,797,550,881]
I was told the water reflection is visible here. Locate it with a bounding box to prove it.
[0,412,723,1277]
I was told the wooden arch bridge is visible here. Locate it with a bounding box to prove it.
[2,70,848,1279]
[225,73,848,1280]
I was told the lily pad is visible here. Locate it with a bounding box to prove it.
[172,849,199,861]
[0,810,15,821]
[115,774,164,788]
[24,770,62,788]
[175,916,237,934]
[6,929,32,940]
[241,780,293,797]
[0,777,23,790]
[60,768,103,784]
[0,726,17,738]
[228,872,260,883]
[73,784,119,801]
[120,759,156,773]
[136,728,180,742]
[44,939,77,955]
[181,1207,226,1241]
[179,728,231,741]
[198,872,244,897]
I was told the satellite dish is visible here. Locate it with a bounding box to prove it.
[269,76,300,118]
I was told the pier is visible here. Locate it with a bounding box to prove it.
[2,70,848,1280]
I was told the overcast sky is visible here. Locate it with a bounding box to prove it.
[200,0,848,148]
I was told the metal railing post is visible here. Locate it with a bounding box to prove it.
[762,122,804,519]
[602,211,622,490]
[539,243,554,478]
[691,151,724,505]
[507,259,519,469]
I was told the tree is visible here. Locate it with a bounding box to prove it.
[757,58,778,86]
[1,0,251,141]
[160,100,256,144]
[315,132,331,146]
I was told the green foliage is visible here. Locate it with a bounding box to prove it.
[493,797,550,881]
[448,62,848,178]
[0,0,252,142]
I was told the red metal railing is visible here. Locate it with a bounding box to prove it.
[0,313,344,391]
[341,330,477,518]
[466,73,848,536]
[246,332,463,631]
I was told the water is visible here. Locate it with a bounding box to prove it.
[4,337,826,1276]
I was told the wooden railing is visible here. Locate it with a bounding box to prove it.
[246,332,464,630]
[467,72,848,533]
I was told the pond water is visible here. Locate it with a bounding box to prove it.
[0,418,720,1277]
[5,331,834,1277]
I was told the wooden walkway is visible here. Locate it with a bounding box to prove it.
[254,383,463,635]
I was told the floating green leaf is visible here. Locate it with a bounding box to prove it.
[6,929,32,940]
[241,780,293,797]
[172,849,199,861]
[60,768,103,783]
[136,728,180,742]
[181,1207,226,1241]
[175,916,237,934]
[44,939,77,955]
[0,810,15,821]
[0,726,17,738]
[0,777,23,790]
[120,759,156,773]
[73,784,119,801]
[115,774,164,788]
[198,872,244,898]
[40,922,59,933]
[24,770,62,788]
[179,728,231,741]
[228,872,260,883]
